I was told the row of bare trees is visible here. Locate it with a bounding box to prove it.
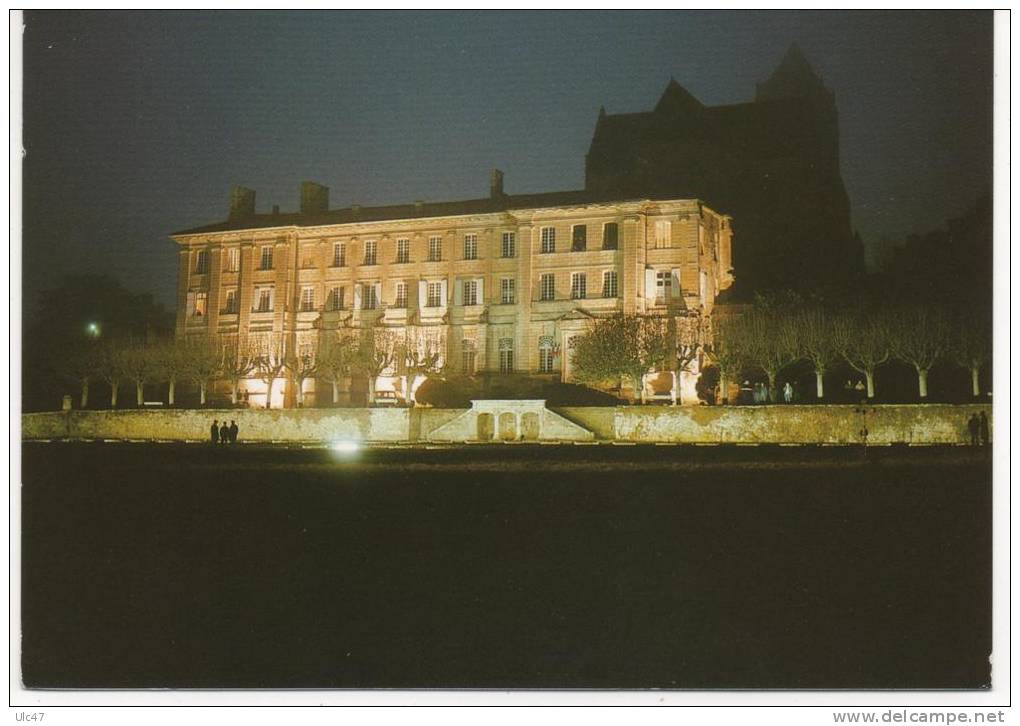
[710,300,990,402]
[58,325,449,409]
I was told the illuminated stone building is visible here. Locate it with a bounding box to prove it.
[170,174,733,407]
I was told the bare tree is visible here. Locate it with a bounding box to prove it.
[181,336,222,406]
[285,331,320,407]
[889,306,951,399]
[740,307,800,402]
[399,325,447,404]
[58,341,100,408]
[319,329,359,405]
[120,340,161,406]
[149,340,187,406]
[95,341,128,407]
[219,334,258,405]
[833,310,892,400]
[704,314,746,405]
[252,333,289,409]
[796,307,838,400]
[950,311,991,398]
[353,326,398,405]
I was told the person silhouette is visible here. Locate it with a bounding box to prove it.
[229,420,238,444]
[220,421,229,444]
[979,412,990,446]
[210,420,219,444]
[967,414,980,446]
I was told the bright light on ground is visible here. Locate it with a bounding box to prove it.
[331,441,360,454]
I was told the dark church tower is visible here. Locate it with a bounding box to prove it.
[586,45,864,296]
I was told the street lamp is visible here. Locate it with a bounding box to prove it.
[86,322,100,338]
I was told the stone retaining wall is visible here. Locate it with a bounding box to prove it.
[22,404,991,445]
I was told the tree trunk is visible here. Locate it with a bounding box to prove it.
[80,379,89,409]
[971,366,980,397]
[367,375,377,405]
[136,382,144,406]
[265,379,274,409]
[199,381,207,406]
[719,374,729,405]
[865,370,875,399]
[110,383,119,407]
[332,379,340,404]
[917,368,929,399]
[230,380,238,405]
[635,373,647,404]
[815,370,825,400]
[767,372,777,403]
[168,379,176,406]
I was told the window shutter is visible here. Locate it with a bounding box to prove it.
[440,280,448,307]
[670,268,682,298]
[375,283,383,307]
[454,279,463,306]
[186,291,196,314]
[644,268,656,299]
[476,277,484,304]
[353,285,362,310]
[418,280,427,309]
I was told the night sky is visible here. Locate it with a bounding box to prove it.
[21,10,993,312]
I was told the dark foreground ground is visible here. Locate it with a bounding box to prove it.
[20,443,992,690]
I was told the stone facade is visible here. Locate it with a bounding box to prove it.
[170,180,734,408]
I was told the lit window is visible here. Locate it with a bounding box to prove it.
[541,227,556,254]
[539,273,555,301]
[394,282,408,308]
[538,337,555,373]
[603,223,619,250]
[222,289,238,314]
[428,236,442,262]
[501,232,516,258]
[195,250,209,274]
[333,242,346,267]
[225,247,240,272]
[570,272,586,300]
[463,234,478,260]
[361,283,378,310]
[301,246,316,268]
[193,291,207,316]
[654,220,671,249]
[260,246,274,270]
[500,278,516,305]
[602,270,618,298]
[328,286,345,311]
[461,340,477,374]
[655,270,672,304]
[396,239,410,264]
[255,287,273,312]
[426,282,443,308]
[463,280,478,306]
[363,240,377,266]
[498,338,514,374]
[300,286,315,312]
[571,225,587,252]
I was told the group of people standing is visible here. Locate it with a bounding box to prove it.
[738,381,796,405]
[210,419,239,444]
[967,412,991,446]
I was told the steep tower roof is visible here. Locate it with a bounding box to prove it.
[755,43,829,101]
[654,78,704,118]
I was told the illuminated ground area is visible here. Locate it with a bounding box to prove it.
[21,443,991,689]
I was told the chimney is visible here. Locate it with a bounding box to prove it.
[490,168,504,200]
[414,200,424,216]
[350,204,361,220]
[229,186,256,220]
[300,181,330,216]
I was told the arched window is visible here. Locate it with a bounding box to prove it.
[538,335,555,373]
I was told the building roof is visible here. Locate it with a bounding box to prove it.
[171,188,704,237]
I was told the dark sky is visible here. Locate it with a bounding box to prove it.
[21,10,993,310]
